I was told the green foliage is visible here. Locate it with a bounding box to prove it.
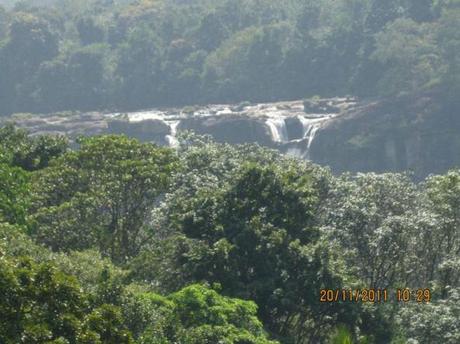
[372,18,440,96]
[0,163,29,225]
[0,256,277,343]
[132,140,354,343]
[436,5,460,103]
[115,23,163,109]
[324,173,418,288]
[1,129,460,343]
[30,135,177,262]
[0,0,457,114]
[62,43,110,111]
[83,304,134,344]
[125,284,278,344]
[395,288,460,344]
[0,255,120,344]
[422,171,460,294]
[0,232,131,344]
[203,23,291,101]
[0,11,58,113]
[0,124,68,171]
[329,325,353,344]
[76,16,105,45]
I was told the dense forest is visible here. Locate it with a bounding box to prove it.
[1,0,460,343]
[0,0,459,115]
[1,124,460,343]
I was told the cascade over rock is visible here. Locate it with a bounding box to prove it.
[3,95,458,178]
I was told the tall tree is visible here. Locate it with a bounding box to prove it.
[30,135,177,262]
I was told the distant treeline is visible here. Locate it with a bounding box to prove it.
[0,0,459,115]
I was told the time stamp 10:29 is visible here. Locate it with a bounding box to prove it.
[319,289,432,303]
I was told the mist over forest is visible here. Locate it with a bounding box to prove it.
[0,1,460,343]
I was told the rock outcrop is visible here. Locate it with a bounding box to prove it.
[2,95,458,179]
[108,118,170,145]
[311,94,460,179]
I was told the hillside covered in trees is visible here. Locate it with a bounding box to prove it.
[0,0,459,115]
[1,0,460,343]
[1,125,460,343]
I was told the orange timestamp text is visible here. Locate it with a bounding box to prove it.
[320,288,431,303]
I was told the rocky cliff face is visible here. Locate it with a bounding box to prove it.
[3,95,458,178]
[311,94,460,179]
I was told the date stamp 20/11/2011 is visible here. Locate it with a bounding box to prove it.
[319,288,432,303]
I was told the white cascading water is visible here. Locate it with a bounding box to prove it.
[305,126,319,159]
[266,118,289,143]
[298,116,322,159]
[165,121,180,147]
[128,110,165,122]
[105,102,339,159]
[297,116,314,138]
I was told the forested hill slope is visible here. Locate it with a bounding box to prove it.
[0,0,459,115]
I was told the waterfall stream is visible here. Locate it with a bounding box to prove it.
[305,126,319,159]
[104,100,342,161]
[266,118,289,143]
[165,121,180,147]
[296,116,323,158]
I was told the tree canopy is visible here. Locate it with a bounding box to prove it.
[0,0,458,115]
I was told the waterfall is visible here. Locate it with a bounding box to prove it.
[298,116,321,159]
[306,126,319,156]
[266,118,288,143]
[165,121,180,147]
[297,116,313,139]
